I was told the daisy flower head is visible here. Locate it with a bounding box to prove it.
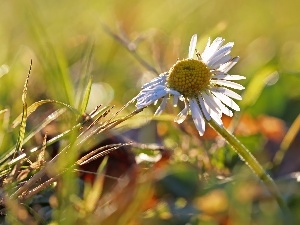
[135,34,245,136]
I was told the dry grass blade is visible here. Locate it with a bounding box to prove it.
[101,22,159,75]
[84,106,113,132]
[12,100,80,128]
[1,107,66,165]
[14,60,32,158]
[273,114,300,167]
[23,108,66,146]
[77,142,132,166]
[79,76,93,115]
[17,176,58,202]
[9,106,117,198]
[1,109,65,166]
[7,106,107,166]
[95,108,144,135]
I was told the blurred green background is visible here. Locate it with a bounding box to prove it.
[0,0,299,122]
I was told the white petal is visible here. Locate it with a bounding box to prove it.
[218,56,239,73]
[206,42,234,67]
[212,91,240,111]
[211,87,242,100]
[166,88,182,96]
[154,97,168,115]
[136,86,168,108]
[210,110,223,127]
[139,84,167,93]
[212,74,246,80]
[212,79,245,90]
[209,55,232,69]
[136,88,163,104]
[201,92,222,115]
[201,37,211,62]
[142,73,168,89]
[209,93,233,117]
[206,104,223,127]
[200,94,223,126]
[174,101,189,124]
[209,37,225,53]
[188,34,197,58]
[202,37,224,63]
[198,97,211,120]
[190,99,205,136]
[173,95,179,107]
[215,42,234,56]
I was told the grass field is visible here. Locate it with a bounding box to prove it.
[0,0,300,224]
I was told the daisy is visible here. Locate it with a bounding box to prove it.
[135,34,245,136]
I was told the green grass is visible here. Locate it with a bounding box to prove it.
[0,0,300,224]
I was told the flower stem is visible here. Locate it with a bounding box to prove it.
[207,119,289,213]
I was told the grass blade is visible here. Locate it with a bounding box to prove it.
[79,76,93,115]
[14,61,32,157]
[12,100,80,128]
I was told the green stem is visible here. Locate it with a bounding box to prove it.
[207,119,289,213]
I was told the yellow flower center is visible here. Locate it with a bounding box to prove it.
[167,59,212,97]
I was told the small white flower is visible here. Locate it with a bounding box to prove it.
[135,34,245,136]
